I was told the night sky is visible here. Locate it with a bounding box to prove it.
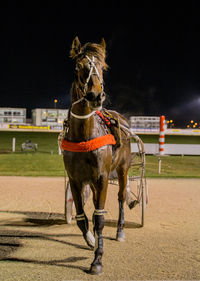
[1,5,200,126]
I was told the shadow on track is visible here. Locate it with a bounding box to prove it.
[0,210,91,273]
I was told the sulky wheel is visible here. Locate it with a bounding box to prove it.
[64,180,91,224]
[139,177,148,227]
[65,181,75,224]
[126,175,148,227]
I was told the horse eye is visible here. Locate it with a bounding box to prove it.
[87,62,92,69]
[76,63,82,71]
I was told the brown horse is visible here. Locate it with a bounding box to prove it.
[62,37,132,275]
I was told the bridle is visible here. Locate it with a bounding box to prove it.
[83,55,104,94]
[70,55,105,119]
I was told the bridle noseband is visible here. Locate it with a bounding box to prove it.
[70,55,105,119]
[84,55,104,95]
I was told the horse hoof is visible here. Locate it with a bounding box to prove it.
[89,264,102,275]
[116,230,125,242]
[129,200,139,210]
[84,231,95,249]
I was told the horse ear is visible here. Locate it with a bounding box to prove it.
[100,38,106,50]
[70,36,82,58]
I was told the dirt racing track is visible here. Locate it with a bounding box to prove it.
[0,177,200,281]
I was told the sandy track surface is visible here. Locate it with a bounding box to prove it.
[0,177,200,280]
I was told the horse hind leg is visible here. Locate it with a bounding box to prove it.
[70,181,95,249]
[116,167,128,242]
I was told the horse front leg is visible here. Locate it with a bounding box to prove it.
[90,175,108,275]
[116,167,128,242]
[69,180,95,249]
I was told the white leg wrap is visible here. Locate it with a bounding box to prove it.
[75,213,85,221]
[94,209,107,216]
[85,231,95,248]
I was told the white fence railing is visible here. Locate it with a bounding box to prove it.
[131,128,200,136]
[131,143,200,156]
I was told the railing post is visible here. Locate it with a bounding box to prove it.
[159,115,165,155]
[158,157,162,174]
[12,137,16,152]
[58,145,62,155]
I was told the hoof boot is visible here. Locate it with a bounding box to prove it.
[84,231,95,249]
[116,230,125,242]
[129,200,139,210]
[89,264,102,275]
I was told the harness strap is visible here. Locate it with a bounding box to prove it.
[61,134,116,152]
[96,110,119,127]
[75,213,86,221]
[96,110,111,127]
[94,209,107,215]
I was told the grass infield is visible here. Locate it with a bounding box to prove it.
[0,131,199,177]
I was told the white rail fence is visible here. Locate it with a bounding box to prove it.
[130,128,200,136]
[131,143,200,156]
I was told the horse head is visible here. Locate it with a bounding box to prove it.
[70,37,108,110]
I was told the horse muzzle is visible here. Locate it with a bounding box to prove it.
[85,91,106,110]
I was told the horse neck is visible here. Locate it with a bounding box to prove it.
[68,83,96,142]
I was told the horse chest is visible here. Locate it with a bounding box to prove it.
[63,146,112,181]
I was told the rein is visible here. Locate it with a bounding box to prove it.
[70,109,97,119]
[70,97,102,119]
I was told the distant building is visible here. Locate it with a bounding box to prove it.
[32,108,68,129]
[129,116,160,132]
[0,107,26,124]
